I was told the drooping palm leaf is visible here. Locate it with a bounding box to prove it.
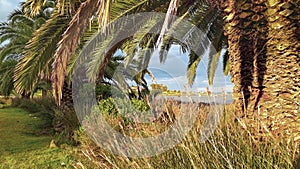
[52,0,229,104]
[156,0,180,46]
[179,2,226,86]
[52,0,154,103]
[136,34,157,71]
[123,16,160,68]
[52,0,107,103]
[187,51,201,85]
[207,50,221,85]
[23,0,48,17]
[0,60,17,96]
[14,14,70,94]
[206,11,225,85]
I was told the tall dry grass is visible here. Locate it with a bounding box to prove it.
[74,99,299,169]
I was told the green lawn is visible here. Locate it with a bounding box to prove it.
[0,108,80,169]
[0,108,50,154]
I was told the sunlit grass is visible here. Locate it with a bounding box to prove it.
[0,108,51,155]
[75,101,300,168]
[0,107,85,168]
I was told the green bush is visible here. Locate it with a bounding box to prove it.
[98,97,118,116]
[97,97,150,117]
[95,84,124,100]
[131,98,150,112]
[12,98,39,113]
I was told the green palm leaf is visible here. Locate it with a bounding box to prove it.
[0,60,17,96]
[52,0,156,103]
[187,51,201,86]
[14,14,70,94]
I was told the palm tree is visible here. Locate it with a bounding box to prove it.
[15,0,299,142]
[0,9,43,62]
[0,2,53,97]
[11,0,219,137]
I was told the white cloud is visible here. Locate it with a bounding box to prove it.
[158,75,187,84]
[0,0,23,22]
[148,47,188,78]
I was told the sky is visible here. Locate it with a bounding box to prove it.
[0,0,23,22]
[124,44,234,93]
[144,45,233,93]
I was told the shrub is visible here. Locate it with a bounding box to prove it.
[97,97,150,117]
[98,97,118,116]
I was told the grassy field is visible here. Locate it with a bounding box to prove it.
[0,108,80,169]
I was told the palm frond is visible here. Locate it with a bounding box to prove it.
[187,51,202,86]
[24,0,48,17]
[158,10,190,63]
[207,50,221,85]
[205,10,225,85]
[52,0,156,102]
[144,69,156,83]
[0,60,17,96]
[10,13,35,26]
[0,23,31,43]
[56,0,76,16]
[7,9,24,21]
[136,35,156,71]
[157,1,216,66]
[97,0,112,30]
[86,33,126,83]
[123,16,160,67]
[110,0,149,18]
[14,14,69,95]
[156,0,180,46]
[0,44,23,62]
[172,2,226,86]
[52,0,102,103]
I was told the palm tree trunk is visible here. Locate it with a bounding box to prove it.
[55,82,80,140]
[222,0,268,113]
[221,0,299,142]
[257,0,300,142]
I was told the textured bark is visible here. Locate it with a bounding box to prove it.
[221,0,299,143]
[55,82,80,140]
[258,0,300,142]
[222,0,268,113]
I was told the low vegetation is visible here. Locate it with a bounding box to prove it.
[0,95,299,168]
[74,99,300,168]
[0,99,93,168]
